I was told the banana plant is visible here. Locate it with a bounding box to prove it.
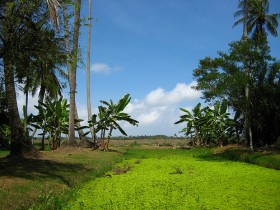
[175,100,237,146]
[203,100,236,145]
[99,94,139,150]
[175,103,204,146]
[31,97,69,150]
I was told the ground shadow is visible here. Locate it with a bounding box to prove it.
[0,156,91,187]
[195,148,280,170]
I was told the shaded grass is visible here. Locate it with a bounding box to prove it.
[67,148,280,209]
[202,146,280,170]
[0,148,125,210]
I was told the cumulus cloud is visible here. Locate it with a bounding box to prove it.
[90,63,121,74]
[145,81,202,106]
[119,82,202,136]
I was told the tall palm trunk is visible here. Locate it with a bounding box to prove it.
[241,0,253,150]
[4,58,31,156]
[242,0,248,40]
[3,1,32,156]
[86,0,94,140]
[63,1,87,143]
[68,0,81,144]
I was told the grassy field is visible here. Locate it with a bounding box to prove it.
[1,144,280,210]
[67,148,280,210]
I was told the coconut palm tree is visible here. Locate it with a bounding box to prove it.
[233,0,280,40]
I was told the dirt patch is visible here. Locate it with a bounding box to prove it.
[213,144,247,154]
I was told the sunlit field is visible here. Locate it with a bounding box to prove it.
[67,149,280,209]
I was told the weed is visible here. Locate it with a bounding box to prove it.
[113,163,133,175]
[134,160,141,164]
[170,165,183,174]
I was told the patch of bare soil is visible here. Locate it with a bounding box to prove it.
[213,144,247,154]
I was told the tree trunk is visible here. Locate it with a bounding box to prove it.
[41,132,45,150]
[86,0,94,140]
[4,57,32,156]
[105,126,114,151]
[241,0,253,150]
[242,0,248,40]
[63,1,82,145]
[24,90,29,137]
[67,0,81,144]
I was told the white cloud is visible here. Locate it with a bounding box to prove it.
[115,82,202,136]
[145,81,202,106]
[90,63,121,74]
[90,63,111,74]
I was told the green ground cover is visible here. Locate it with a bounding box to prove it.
[67,148,280,209]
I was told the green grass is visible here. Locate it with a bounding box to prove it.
[67,148,280,209]
[0,150,9,158]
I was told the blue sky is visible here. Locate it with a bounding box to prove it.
[19,0,280,137]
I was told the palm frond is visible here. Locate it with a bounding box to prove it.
[46,0,60,29]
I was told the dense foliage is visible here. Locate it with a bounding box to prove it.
[175,100,237,146]
[192,39,280,146]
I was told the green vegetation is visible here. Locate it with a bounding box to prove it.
[0,1,280,209]
[0,148,124,210]
[67,148,280,209]
[175,100,236,146]
[86,94,139,150]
